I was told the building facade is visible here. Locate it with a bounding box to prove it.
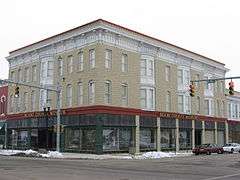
[0,84,8,148]
[5,19,229,153]
[226,91,240,143]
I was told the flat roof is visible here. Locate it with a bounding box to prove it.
[9,19,225,66]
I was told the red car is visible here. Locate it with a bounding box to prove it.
[192,144,224,155]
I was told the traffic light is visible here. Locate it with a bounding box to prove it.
[229,81,234,95]
[189,84,195,97]
[14,86,20,97]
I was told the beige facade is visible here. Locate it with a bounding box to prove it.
[6,19,228,120]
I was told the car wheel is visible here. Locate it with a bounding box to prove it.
[217,150,223,154]
[206,151,211,155]
[231,148,234,154]
[195,153,199,155]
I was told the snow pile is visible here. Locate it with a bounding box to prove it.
[135,151,192,159]
[0,149,63,158]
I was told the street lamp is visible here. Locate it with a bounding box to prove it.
[43,107,50,151]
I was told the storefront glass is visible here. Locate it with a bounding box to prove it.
[179,129,192,150]
[17,130,28,149]
[103,128,132,152]
[140,128,156,150]
[161,128,176,150]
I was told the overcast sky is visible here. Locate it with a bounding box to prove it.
[0,0,240,89]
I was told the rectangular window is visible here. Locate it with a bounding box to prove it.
[140,59,147,76]
[18,69,22,82]
[204,99,210,115]
[185,70,190,85]
[66,84,72,107]
[149,60,154,77]
[228,103,231,118]
[24,67,30,82]
[140,89,147,109]
[89,49,95,69]
[185,96,190,114]
[78,52,84,71]
[46,90,51,107]
[47,61,54,77]
[165,66,170,82]
[121,54,128,72]
[9,95,13,112]
[58,58,63,76]
[88,81,95,104]
[105,49,112,69]
[121,84,128,106]
[32,65,37,82]
[104,81,111,104]
[15,96,20,112]
[10,71,15,81]
[178,95,184,113]
[23,92,28,111]
[31,90,36,111]
[67,56,73,74]
[166,91,171,112]
[197,96,200,114]
[194,74,200,88]
[78,82,83,105]
[177,69,183,85]
[149,89,154,109]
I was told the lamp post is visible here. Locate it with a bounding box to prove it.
[43,107,50,151]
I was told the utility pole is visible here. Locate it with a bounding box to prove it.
[0,79,61,152]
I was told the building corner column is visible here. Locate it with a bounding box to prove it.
[214,121,218,144]
[134,115,140,154]
[156,117,161,151]
[192,120,195,149]
[225,121,229,144]
[202,121,205,144]
[176,118,179,152]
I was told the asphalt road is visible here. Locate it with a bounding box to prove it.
[1,153,240,180]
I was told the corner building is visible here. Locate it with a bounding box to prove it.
[5,19,228,153]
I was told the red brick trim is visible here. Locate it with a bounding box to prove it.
[5,105,227,123]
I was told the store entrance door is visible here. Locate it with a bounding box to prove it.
[195,130,202,146]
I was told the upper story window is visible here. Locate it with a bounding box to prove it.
[194,74,200,88]
[197,96,200,114]
[41,62,47,78]
[66,84,72,107]
[104,80,112,104]
[9,95,13,113]
[10,71,15,82]
[165,66,170,82]
[18,69,22,82]
[31,90,36,111]
[121,83,128,106]
[24,67,30,82]
[166,91,171,112]
[67,56,73,74]
[78,51,84,71]
[204,99,214,116]
[89,49,95,69]
[88,80,95,104]
[204,76,213,90]
[121,54,128,73]
[47,61,54,77]
[58,57,63,76]
[23,92,28,112]
[32,65,37,82]
[140,59,147,76]
[140,87,155,110]
[105,49,112,69]
[178,95,191,114]
[77,82,83,106]
[177,68,190,87]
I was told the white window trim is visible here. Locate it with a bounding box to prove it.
[140,86,155,111]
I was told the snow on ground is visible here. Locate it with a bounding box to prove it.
[0,150,192,159]
[0,149,63,158]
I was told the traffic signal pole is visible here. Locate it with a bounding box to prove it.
[190,76,240,83]
[0,79,61,152]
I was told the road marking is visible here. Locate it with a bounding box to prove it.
[203,173,240,180]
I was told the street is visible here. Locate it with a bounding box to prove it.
[1,153,240,180]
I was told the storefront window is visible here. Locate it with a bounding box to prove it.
[81,129,96,151]
[161,128,176,150]
[65,128,81,150]
[30,129,38,150]
[140,128,156,150]
[179,129,192,150]
[103,128,132,152]
[17,130,28,149]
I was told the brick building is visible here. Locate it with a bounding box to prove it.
[5,19,229,153]
[0,84,8,148]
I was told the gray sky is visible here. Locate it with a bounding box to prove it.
[1,0,240,89]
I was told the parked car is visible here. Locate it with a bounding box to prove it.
[192,144,224,155]
[222,143,240,153]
